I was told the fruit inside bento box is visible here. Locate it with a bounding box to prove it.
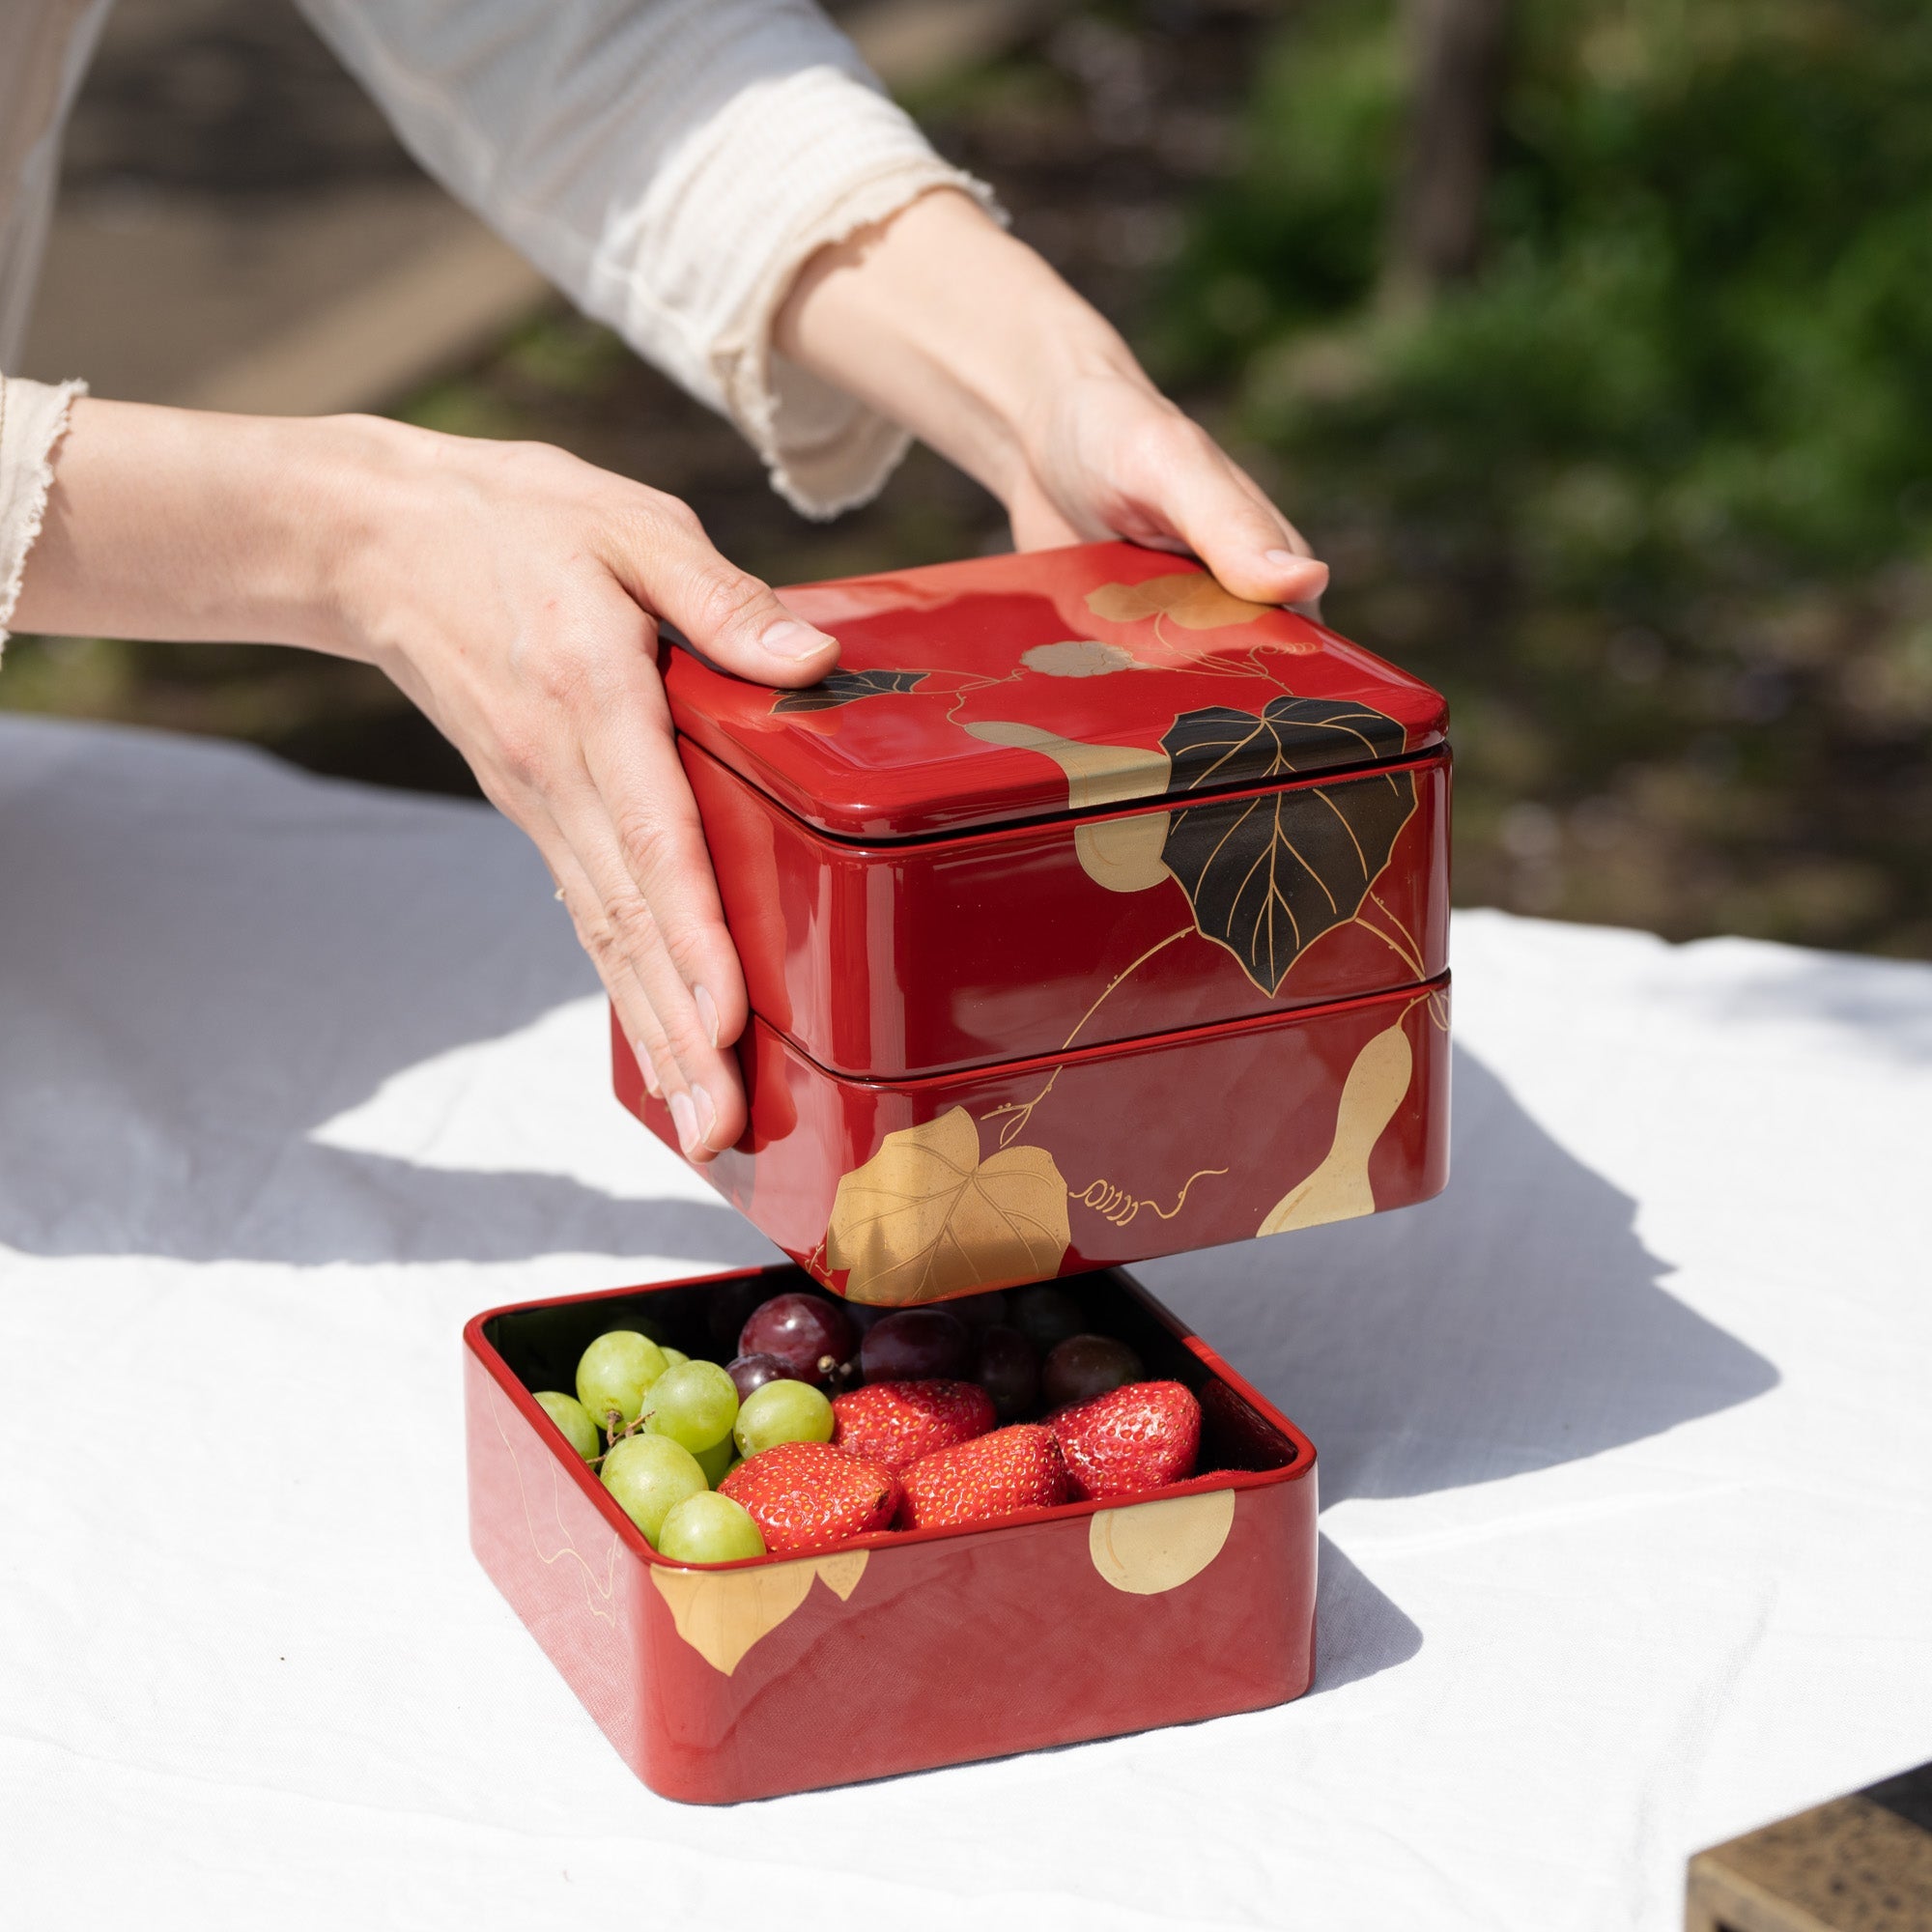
[483,1267,1300,1566]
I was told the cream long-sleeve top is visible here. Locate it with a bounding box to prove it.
[0,0,991,642]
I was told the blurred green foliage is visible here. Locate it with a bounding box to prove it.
[1158,0,1932,953]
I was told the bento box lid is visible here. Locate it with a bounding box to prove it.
[664,541,1448,839]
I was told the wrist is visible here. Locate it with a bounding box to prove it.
[775,189,1148,507]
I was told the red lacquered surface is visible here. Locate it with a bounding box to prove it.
[685,736,1451,1077]
[666,541,1448,839]
[465,1265,1318,1804]
[615,978,1450,1304]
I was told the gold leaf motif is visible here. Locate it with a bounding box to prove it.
[650,1560,814,1675]
[825,1106,1071,1305]
[1086,573,1271,632]
[1258,1023,1413,1236]
[1021,639,1137,677]
[1088,1489,1236,1594]
[812,1550,868,1602]
[1075,811,1173,894]
[965,720,1171,810]
[649,1551,871,1676]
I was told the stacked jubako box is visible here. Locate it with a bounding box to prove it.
[466,543,1451,1799]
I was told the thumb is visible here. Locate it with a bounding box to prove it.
[1142,435,1329,611]
[1182,483,1329,611]
[619,500,840,688]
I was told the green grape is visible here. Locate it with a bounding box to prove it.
[658,1347,690,1370]
[600,1435,706,1547]
[694,1434,737,1488]
[533,1391,600,1463]
[643,1360,739,1454]
[734,1378,835,1458]
[657,1492,766,1565]
[575,1329,668,1435]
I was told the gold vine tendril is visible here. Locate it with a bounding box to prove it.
[1348,890,1427,980]
[1151,613,1302,690]
[979,925,1195,1148]
[1074,1167,1228,1228]
[981,1066,1062,1149]
[925,668,1023,724]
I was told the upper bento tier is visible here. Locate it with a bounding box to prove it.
[663,542,1449,841]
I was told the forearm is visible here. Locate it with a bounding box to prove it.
[774,189,1140,504]
[774,188,1327,605]
[12,398,379,655]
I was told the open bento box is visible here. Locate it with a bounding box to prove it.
[466,1264,1317,1804]
[618,540,1451,1301]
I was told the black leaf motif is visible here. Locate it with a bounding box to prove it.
[1160,769,1419,995]
[771,668,929,713]
[1160,694,1409,792]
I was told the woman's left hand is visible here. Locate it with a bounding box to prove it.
[776,188,1328,612]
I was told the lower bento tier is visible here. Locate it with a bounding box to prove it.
[615,976,1448,1304]
[465,1266,1319,1804]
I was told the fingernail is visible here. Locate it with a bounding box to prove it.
[761,617,836,661]
[668,1090,699,1155]
[1264,548,1303,568]
[636,1042,662,1099]
[693,984,720,1047]
[692,1083,718,1149]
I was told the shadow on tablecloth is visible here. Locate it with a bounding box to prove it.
[1144,1046,1780,1507]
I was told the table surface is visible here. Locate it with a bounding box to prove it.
[3,713,1928,1931]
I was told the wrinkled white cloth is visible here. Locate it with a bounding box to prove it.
[0,0,990,516]
[1,713,1928,1931]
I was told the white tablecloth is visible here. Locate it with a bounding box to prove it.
[3,713,1928,1929]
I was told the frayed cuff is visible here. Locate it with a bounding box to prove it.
[714,167,1006,521]
[0,374,87,654]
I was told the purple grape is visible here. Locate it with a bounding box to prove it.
[973,1323,1039,1421]
[1010,1285,1085,1352]
[725,1352,801,1403]
[947,1290,1010,1332]
[860,1308,972,1383]
[738,1293,856,1387]
[1041,1333,1146,1408]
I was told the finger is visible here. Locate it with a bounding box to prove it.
[525,817,674,1101]
[554,646,751,1160]
[1220,460,1326,619]
[556,771,745,1163]
[549,846,670,1100]
[1127,417,1329,609]
[607,495,841,688]
[1172,465,1328,608]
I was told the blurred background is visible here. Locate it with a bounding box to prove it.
[8,0,1930,958]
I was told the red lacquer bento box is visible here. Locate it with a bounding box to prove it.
[618,541,1452,1301]
[465,1264,1318,1803]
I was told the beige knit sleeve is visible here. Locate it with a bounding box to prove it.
[0,371,85,652]
[296,0,1001,518]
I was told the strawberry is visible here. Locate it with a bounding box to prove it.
[832,1378,996,1473]
[898,1424,1068,1530]
[718,1441,898,1554]
[1050,1381,1201,1500]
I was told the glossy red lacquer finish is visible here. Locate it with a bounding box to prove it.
[666,541,1447,838]
[623,540,1454,1299]
[465,1264,1318,1804]
[684,735,1450,1077]
[615,978,1450,1301]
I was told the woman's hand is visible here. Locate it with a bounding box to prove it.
[776,188,1329,611]
[14,401,838,1160]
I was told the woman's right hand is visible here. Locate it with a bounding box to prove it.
[15,402,839,1159]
